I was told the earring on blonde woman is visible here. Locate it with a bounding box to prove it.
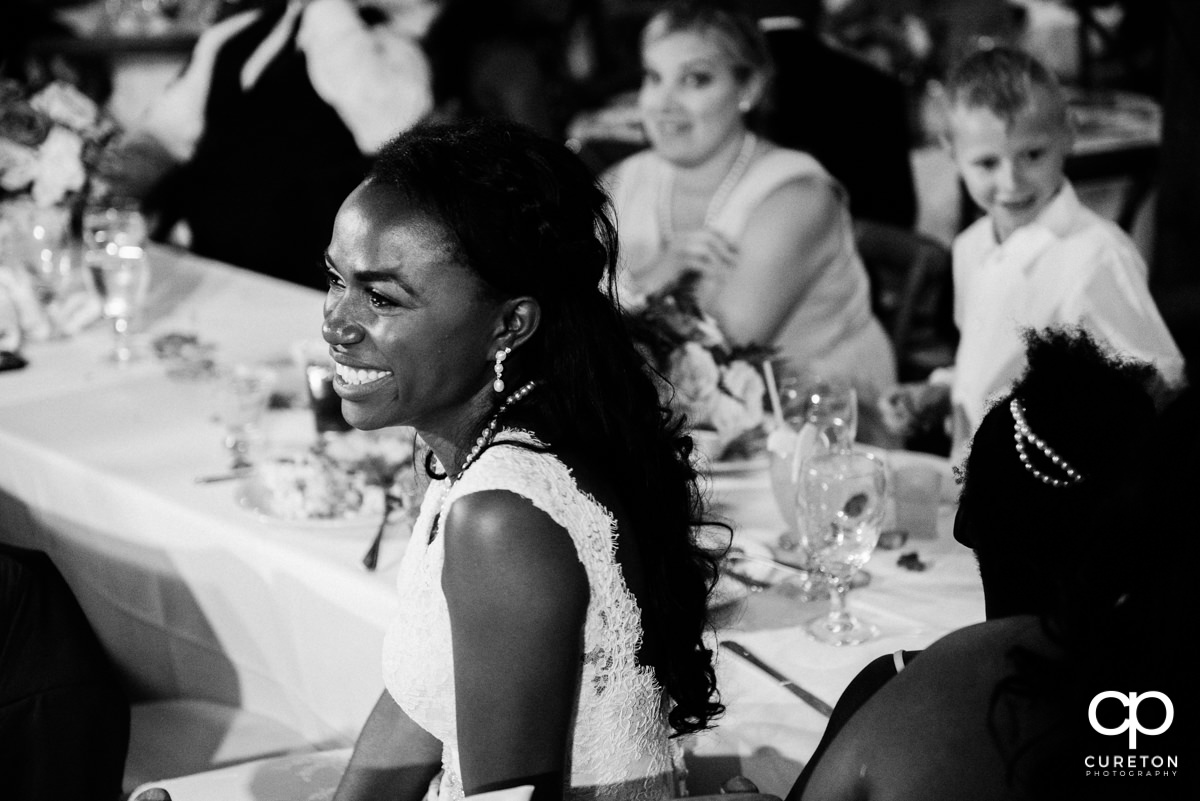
[493,346,511,392]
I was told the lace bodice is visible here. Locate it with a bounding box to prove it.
[382,431,679,801]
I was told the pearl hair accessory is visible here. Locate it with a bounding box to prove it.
[492,346,511,393]
[1009,398,1084,488]
[452,379,540,482]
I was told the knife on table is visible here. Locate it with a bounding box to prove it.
[720,639,834,717]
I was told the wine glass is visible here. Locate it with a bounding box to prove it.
[805,378,858,451]
[215,364,276,468]
[21,208,75,335]
[797,447,887,646]
[776,376,858,551]
[82,200,147,264]
[90,245,150,363]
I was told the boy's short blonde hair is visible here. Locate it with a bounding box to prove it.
[946,46,1069,130]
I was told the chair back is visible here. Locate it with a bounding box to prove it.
[854,221,958,382]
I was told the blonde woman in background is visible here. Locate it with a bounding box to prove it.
[604,0,895,415]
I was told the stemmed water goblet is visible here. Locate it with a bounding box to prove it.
[215,364,277,469]
[775,376,858,550]
[796,445,887,646]
[22,208,76,336]
[90,245,150,363]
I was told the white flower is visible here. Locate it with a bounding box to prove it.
[31,127,85,207]
[692,311,728,349]
[709,361,766,444]
[668,341,721,424]
[30,81,98,132]
[721,361,766,423]
[0,139,38,192]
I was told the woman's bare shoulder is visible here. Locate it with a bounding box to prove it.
[800,617,1051,801]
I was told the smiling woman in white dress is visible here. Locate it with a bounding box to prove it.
[604,0,895,400]
[316,120,724,801]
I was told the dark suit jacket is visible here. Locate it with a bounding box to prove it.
[760,24,918,230]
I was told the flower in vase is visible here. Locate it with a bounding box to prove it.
[711,360,766,442]
[30,82,99,132]
[667,341,721,423]
[31,128,86,207]
[0,77,116,209]
[627,274,774,460]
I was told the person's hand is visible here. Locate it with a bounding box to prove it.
[662,228,738,279]
[878,382,951,438]
[636,228,738,298]
[136,7,263,162]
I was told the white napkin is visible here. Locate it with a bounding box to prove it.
[464,786,535,801]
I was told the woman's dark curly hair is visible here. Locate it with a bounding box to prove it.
[957,327,1193,797]
[366,119,723,736]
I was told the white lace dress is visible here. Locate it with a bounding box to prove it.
[381,431,680,801]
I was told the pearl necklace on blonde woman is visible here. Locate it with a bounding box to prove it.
[657,132,758,238]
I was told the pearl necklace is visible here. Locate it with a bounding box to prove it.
[658,132,757,240]
[450,379,540,483]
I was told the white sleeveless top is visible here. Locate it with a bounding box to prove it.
[382,431,679,801]
[606,147,895,395]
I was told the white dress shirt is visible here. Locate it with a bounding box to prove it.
[949,180,1183,442]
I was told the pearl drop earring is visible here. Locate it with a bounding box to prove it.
[492,346,511,393]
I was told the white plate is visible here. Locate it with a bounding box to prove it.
[708,573,751,609]
[707,455,769,475]
[235,475,387,536]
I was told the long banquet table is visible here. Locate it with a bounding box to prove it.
[0,246,984,799]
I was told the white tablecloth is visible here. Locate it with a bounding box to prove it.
[0,246,402,747]
[682,462,982,797]
[0,247,985,798]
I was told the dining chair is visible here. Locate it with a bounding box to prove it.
[0,536,321,797]
[0,544,129,800]
[853,220,958,383]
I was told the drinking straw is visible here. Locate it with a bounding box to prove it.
[762,359,785,428]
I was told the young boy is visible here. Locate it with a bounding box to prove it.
[882,46,1184,454]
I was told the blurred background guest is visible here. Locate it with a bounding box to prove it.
[880,45,1183,457]
[100,0,436,288]
[0,0,112,99]
[605,0,895,425]
[421,0,617,141]
[748,0,917,230]
[790,327,1195,800]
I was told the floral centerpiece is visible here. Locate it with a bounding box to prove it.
[626,273,772,462]
[0,78,116,208]
[0,78,117,344]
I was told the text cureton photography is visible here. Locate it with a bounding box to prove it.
[1085,691,1181,781]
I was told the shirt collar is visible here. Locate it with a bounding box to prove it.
[991,180,1079,245]
[1034,180,1080,239]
